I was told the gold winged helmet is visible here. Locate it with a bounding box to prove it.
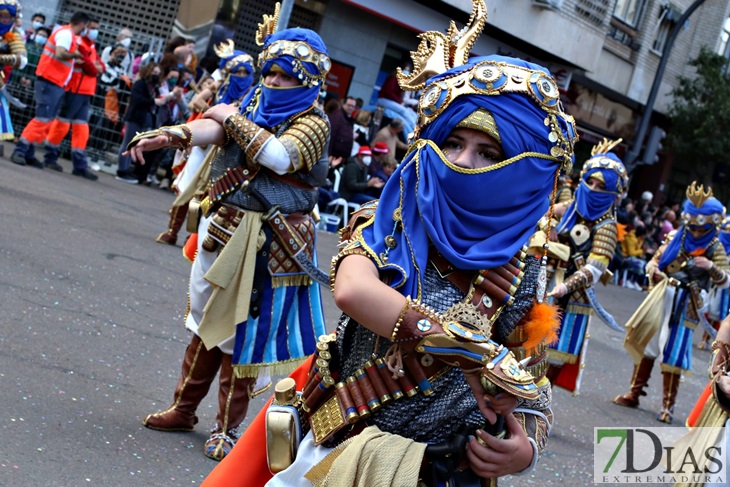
[580,138,628,194]
[396,0,577,171]
[252,2,330,87]
[682,181,724,227]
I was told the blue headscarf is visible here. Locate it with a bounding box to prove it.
[217,50,254,105]
[658,197,724,270]
[239,28,327,129]
[359,55,575,299]
[557,153,625,234]
[0,3,18,35]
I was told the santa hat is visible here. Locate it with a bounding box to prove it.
[372,142,389,154]
[357,146,372,156]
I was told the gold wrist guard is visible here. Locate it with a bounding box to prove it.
[127,124,193,151]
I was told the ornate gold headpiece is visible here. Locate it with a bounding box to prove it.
[590,137,622,156]
[396,0,576,170]
[213,39,235,59]
[580,138,628,194]
[397,0,487,91]
[682,182,722,227]
[255,2,280,47]
[253,2,330,87]
[721,215,730,232]
[213,40,253,77]
[686,181,713,209]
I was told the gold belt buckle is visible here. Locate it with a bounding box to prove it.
[309,394,346,445]
[668,277,680,288]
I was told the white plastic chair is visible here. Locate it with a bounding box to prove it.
[326,168,360,228]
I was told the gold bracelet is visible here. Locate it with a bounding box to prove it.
[390,297,412,341]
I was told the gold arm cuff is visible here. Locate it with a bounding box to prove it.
[224,113,272,162]
[0,54,17,66]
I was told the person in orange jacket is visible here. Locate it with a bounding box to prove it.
[10,11,89,169]
[42,16,104,180]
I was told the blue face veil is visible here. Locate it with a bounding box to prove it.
[217,50,254,106]
[658,197,725,270]
[239,28,329,129]
[358,55,576,299]
[557,152,627,234]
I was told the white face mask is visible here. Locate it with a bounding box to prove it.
[88,29,99,41]
[120,37,131,48]
[32,21,44,30]
[362,156,372,167]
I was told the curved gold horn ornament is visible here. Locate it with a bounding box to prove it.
[686,181,713,209]
[393,0,576,171]
[213,39,235,59]
[397,0,487,91]
[256,2,281,47]
[590,137,622,157]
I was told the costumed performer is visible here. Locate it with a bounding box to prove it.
[613,182,730,424]
[672,314,730,487]
[155,41,255,247]
[542,139,627,395]
[126,4,330,461]
[202,0,578,484]
[0,0,27,144]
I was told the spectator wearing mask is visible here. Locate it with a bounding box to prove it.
[11,11,87,169]
[137,65,185,185]
[115,62,164,183]
[24,12,45,43]
[658,209,676,242]
[18,25,49,97]
[339,145,384,204]
[42,16,105,180]
[101,28,134,78]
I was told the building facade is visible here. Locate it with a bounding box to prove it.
[25,0,730,201]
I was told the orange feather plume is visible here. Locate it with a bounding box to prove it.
[521,301,562,355]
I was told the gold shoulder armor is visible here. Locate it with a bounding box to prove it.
[279,114,330,172]
[591,222,618,261]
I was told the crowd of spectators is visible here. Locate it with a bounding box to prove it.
[611,191,681,289]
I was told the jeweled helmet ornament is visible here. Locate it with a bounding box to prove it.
[397,0,576,172]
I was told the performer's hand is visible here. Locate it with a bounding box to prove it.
[463,370,497,425]
[693,256,713,270]
[466,413,534,478]
[202,103,238,124]
[124,135,169,165]
[484,392,518,417]
[548,283,567,299]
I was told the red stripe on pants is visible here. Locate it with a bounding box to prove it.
[71,123,89,150]
[21,119,51,144]
[46,120,71,145]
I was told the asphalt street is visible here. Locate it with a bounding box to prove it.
[0,153,712,487]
